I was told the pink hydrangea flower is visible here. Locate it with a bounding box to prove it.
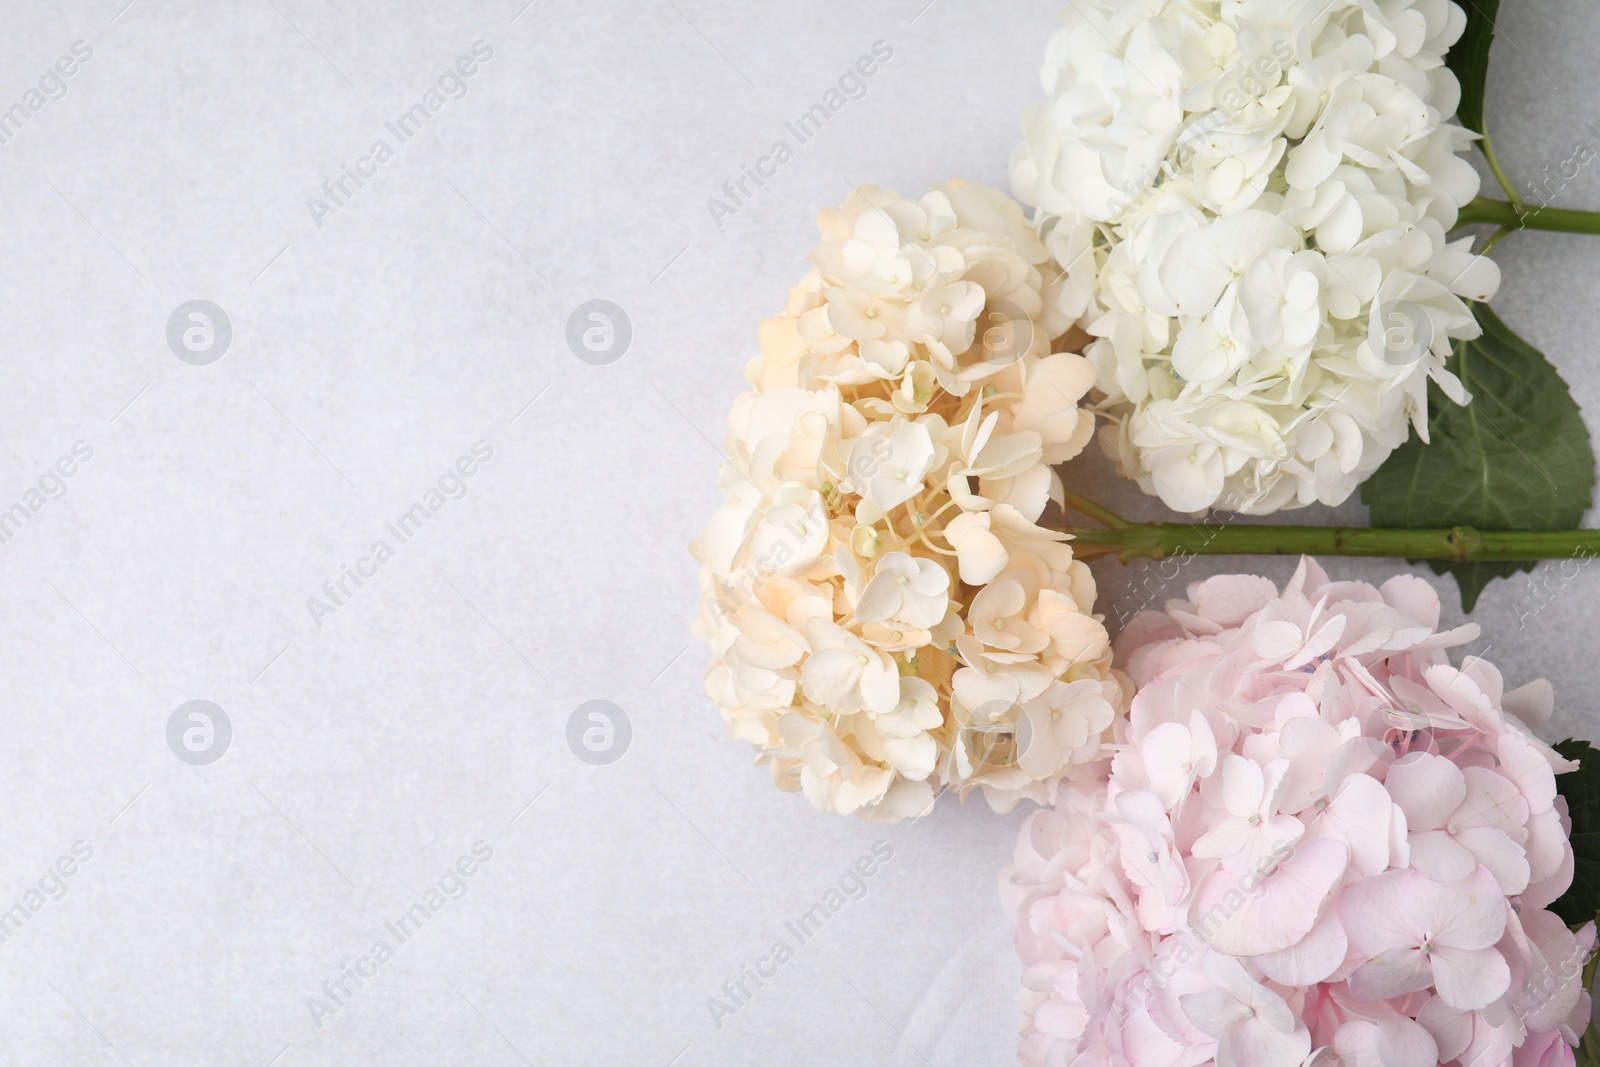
[1002,559,1594,1067]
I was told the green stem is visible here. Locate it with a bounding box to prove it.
[1457,194,1600,235]
[1479,224,1512,256]
[1059,486,1131,530]
[1063,521,1600,564]
[1478,128,1524,212]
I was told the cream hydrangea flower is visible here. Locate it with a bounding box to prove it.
[692,181,1127,821]
[1012,0,1501,514]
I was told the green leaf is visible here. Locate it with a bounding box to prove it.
[1552,739,1600,928]
[1361,303,1595,610]
[1446,0,1498,134]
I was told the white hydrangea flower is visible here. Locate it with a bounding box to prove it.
[692,181,1127,821]
[1012,0,1500,514]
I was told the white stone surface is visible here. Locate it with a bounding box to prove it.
[0,1,1593,1064]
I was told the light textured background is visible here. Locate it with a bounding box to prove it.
[0,1,1594,1064]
